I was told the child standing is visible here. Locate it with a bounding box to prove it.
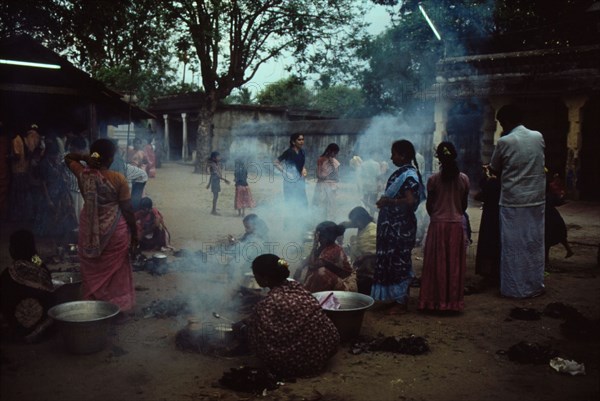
[234,158,255,217]
[206,151,230,215]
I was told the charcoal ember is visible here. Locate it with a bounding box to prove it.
[509,307,541,321]
[142,298,190,318]
[349,335,429,355]
[219,366,279,394]
[543,302,582,320]
[506,341,559,364]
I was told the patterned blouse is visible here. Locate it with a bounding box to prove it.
[247,280,339,377]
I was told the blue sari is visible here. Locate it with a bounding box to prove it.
[371,165,420,304]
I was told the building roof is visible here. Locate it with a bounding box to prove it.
[148,91,333,120]
[0,35,155,122]
[430,45,600,98]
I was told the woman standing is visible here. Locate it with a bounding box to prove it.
[372,140,423,314]
[65,139,137,312]
[206,151,230,216]
[33,141,77,248]
[313,143,340,220]
[274,133,308,207]
[418,142,470,312]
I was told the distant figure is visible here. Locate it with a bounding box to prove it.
[127,137,149,171]
[419,142,470,312]
[350,155,384,215]
[0,230,55,342]
[490,104,546,298]
[298,221,356,293]
[545,182,574,269]
[66,136,88,222]
[234,158,255,217]
[372,139,423,315]
[474,164,501,287]
[274,133,308,227]
[32,140,77,247]
[343,206,377,295]
[135,197,171,251]
[8,129,33,222]
[206,151,230,215]
[65,139,137,312]
[236,254,339,378]
[143,138,157,178]
[313,143,340,220]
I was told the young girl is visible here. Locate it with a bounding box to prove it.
[234,158,255,217]
[419,142,470,312]
[0,230,55,342]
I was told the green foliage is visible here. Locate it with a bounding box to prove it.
[312,85,368,117]
[2,0,184,107]
[223,88,255,105]
[256,76,313,109]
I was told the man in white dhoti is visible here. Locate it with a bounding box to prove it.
[490,104,546,298]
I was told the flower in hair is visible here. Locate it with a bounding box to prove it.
[90,152,101,159]
[442,146,451,156]
[31,254,42,267]
[277,258,289,268]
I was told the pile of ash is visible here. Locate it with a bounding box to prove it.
[350,334,430,355]
[142,297,191,318]
[504,341,559,364]
[219,366,279,394]
[544,302,600,341]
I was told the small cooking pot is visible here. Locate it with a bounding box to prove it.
[153,253,168,264]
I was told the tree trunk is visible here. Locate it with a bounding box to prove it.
[194,105,214,173]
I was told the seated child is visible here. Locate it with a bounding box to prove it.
[134,197,171,251]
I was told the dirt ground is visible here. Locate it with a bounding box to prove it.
[1,161,599,401]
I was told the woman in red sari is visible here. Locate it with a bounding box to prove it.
[299,221,356,293]
[65,139,138,312]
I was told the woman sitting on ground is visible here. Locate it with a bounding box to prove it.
[228,213,269,245]
[297,221,356,293]
[342,206,377,295]
[135,197,171,251]
[0,230,55,342]
[237,254,339,378]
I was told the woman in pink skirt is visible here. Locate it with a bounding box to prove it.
[419,142,470,312]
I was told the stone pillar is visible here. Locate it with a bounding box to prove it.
[564,95,588,198]
[181,113,188,161]
[432,98,451,172]
[480,102,497,164]
[163,114,170,161]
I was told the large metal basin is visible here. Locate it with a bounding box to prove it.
[48,301,120,354]
[312,291,374,342]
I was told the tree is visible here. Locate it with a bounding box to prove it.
[223,87,255,105]
[312,85,367,117]
[256,76,313,109]
[161,0,368,169]
[1,0,182,108]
